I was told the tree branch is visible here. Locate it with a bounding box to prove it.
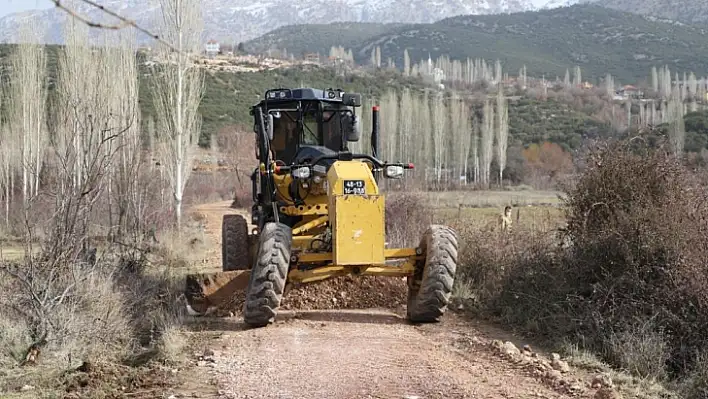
[50,0,188,57]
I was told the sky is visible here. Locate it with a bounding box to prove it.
[0,0,52,18]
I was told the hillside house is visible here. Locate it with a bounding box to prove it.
[616,85,644,99]
[303,53,320,63]
[205,40,220,58]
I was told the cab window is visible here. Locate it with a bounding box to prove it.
[270,111,298,163]
[301,111,319,145]
[322,111,341,150]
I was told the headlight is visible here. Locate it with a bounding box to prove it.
[384,165,404,179]
[292,166,311,179]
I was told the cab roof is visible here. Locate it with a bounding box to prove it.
[254,88,349,107]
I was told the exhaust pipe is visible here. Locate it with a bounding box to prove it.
[371,105,380,158]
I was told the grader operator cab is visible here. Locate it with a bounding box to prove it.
[185,87,459,327]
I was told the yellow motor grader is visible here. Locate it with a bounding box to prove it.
[185,88,458,327]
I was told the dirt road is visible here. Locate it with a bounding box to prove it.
[176,201,599,399]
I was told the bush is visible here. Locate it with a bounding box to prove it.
[453,137,708,394]
[384,191,434,248]
[559,138,708,377]
[0,249,186,393]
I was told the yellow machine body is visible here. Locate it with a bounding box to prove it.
[328,161,385,266]
[268,159,418,285]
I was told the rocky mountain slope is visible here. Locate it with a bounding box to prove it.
[0,0,571,45]
[247,4,708,83]
[588,0,708,25]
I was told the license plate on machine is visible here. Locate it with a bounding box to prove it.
[343,180,366,195]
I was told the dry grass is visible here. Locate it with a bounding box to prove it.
[151,225,212,271]
[559,341,678,399]
[0,245,26,261]
[420,187,563,209]
[0,228,199,397]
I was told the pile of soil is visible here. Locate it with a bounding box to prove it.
[198,275,409,317]
[281,275,408,310]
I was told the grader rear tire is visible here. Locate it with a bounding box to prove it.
[222,214,251,271]
[406,225,458,323]
[243,222,292,327]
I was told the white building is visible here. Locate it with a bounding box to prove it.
[205,40,220,58]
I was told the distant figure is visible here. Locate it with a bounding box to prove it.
[498,206,513,232]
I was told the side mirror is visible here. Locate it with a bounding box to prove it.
[266,114,274,140]
[342,92,362,107]
[344,114,361,142]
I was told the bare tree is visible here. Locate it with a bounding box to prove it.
[450,93,471,185]
[417,90,432,184]
[688,72,698,100]
[381,89,399,162]
[495,87,509,185]
[480,99,494,187]
[605,74,615,98]
[0,84,11,230]
[431,91,447,186]
[403,49,411,76]
[662,66,672,99]
[398,88,414,162]
[651,66,659,93]
[573,65,582,87]
[104,32,143,241]
[668,86,685,156]
[149,0,205,232]
[8,22,48,209]
[471,114,480,184]
[494,60,502,84]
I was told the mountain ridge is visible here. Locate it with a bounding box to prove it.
[0,0,573,45]
[245,4,708,83]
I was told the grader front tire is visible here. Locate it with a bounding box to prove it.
[242,222,292,327]
[406,225,458,323]
[222,214,250,271]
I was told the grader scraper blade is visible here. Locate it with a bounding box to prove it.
[184,270,251,316]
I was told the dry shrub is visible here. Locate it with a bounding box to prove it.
[606,320,671,382]
[0,251,187,392]
[558,138,708,377]
[151,226,210,269]
[183,170,251,207]
[452,137,708,393]
[0,262,132,369]
[675,351,708,399]
[384,191,434,248]
[449,220,558,309]
[0,316,33,369]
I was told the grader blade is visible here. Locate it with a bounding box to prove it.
[184,270,251,316]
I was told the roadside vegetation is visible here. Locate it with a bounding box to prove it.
[433,136,708,399]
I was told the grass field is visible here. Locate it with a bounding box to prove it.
[397,189,567,232]
[417,189,564,209]
[0,245,34,262]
